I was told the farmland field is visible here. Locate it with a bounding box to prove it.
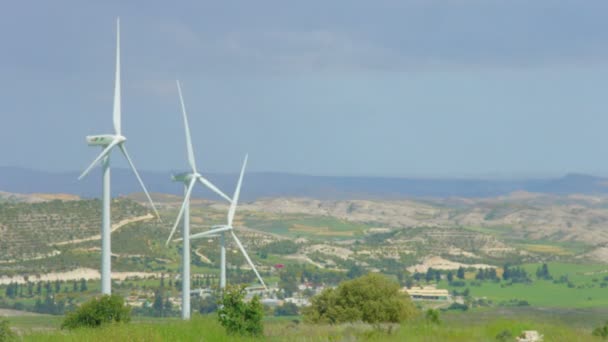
[439,262,608,308]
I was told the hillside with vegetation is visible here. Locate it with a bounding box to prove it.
[1,191,608,340]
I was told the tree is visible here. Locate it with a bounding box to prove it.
[217,285,264,337]
[593,321,608,339]
[457,267,465,280]
[194,295,218,314]
[61,295,131,330]
[79,279,87,292]
[425,268,435,283]
[447,271,454,282]
[0,319,16,342]
[153,290,164,317]
[346,265,365,279]
[425,309,441,324]
[536,263,551,280]
[303,273,418,324]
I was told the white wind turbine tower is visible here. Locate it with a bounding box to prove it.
[78,18,160,295]
[189,154,267,291]
[166,80,233,320]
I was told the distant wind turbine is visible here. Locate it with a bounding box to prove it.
[166,80,232,320]
[78,18,160,295]
[190,155,267,291]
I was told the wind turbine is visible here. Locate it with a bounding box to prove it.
[166,80,233,320]
[78,18,160,295]
[189,155,267,291]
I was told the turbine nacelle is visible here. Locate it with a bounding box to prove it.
[172,172,201,183]
[86,134,126,146]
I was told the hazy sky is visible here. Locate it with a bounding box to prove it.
[1,0,608,177]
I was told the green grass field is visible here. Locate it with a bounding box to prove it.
[438,262,608,308]
[12,313,602,342]
[244,214,373,239]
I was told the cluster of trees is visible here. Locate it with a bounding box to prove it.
[4,279,87,299]
[535,263,552,280]
[257,240,299,259]
[303,273,418,324]
[34,295,69,315]
[475,268,499,281]
[502,265,531,283]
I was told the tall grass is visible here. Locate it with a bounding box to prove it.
[21,314,602,341]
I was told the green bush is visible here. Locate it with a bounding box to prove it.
[0,319,16,342]
[61,294,131,330]
[217,285,264,337]
[303,273,418,324]
[593,321,608,339]
[495,329,513,341]
[425,309,441,324]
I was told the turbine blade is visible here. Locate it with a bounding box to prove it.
[176,80,197,172]
[190,225,231,240]
[119,144,161,221]
[165,177,196,245]
[228,154,248,227]
[78,139,120,180]
[231,230,266,289]
[198,176,232,203]
[113,18,121,135]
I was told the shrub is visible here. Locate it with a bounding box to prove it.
[425,309,441,324]
[303,273,418,324]
[496,329,513,341]
[0,319,16,342]
[61,294,131,330]
[217,285,264,337]
[593,321,608,339]
[446,303,468,311]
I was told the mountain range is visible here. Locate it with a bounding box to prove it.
[2,167,608,200]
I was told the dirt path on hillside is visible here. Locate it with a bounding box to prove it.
[194,248,212,264]
[0,268,160,285]
[51,214,154,246]
[0,308,45,317]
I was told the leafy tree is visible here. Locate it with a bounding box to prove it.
[79,279,87,292]
[303,273,418,324]
[217,285,264,337]
[593,321,608,339]
[61,295,131,330]
[152,290,164,317]
[194,295,218,314]
[536,263,552,280]
[346,265,365,279]
[447,271,454,282]
[425,268,435,283]
[425,309,441,324]
[456,267,465,280]
[259,240,299,255]
[0,319,16,342]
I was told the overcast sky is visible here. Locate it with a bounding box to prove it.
[1,0,608,178]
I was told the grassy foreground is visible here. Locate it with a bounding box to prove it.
[18,314,601,342]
